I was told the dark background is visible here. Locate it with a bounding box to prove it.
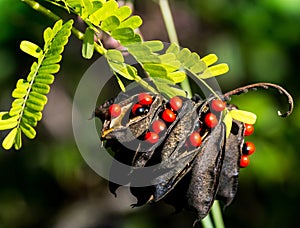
[0,0,299,227]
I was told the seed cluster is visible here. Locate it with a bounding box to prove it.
[106,95,257,169]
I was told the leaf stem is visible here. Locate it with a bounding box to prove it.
[21,0,106,55]
[157,0,192,98]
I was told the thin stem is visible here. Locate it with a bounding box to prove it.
[201,214,214,228]
[211,201,225,228]
[21,0,106,55]
[157,0,192,98]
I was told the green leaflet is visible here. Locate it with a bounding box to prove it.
[223,112,233,138]
[82,27,95,59]
[20,41,43,59]
[0,19,73,150]
[119,15,142,29]
[2,128,18,150]
[230,110,257,124]
[101,15,120,31]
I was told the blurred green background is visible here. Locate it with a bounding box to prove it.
[0,0,299,227]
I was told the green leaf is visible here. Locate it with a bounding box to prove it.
[119,34,142,45]
[223,112,233,138]
[9,106,22,116]
[2,128,18,150]
[20,41,43,58]
[12,87,27,99]
[207,63,229,76]
[43,27,53,44]
[114,5,131,21]
[143,64,167,78]
[230,110,257,124]
[38,64,60,74]
[144,40,164,52]
[14,128,22,150]
[20,122,36,139]
[12,99,24,108]
[32,83,51,95]
[0,113,18,130]
[81,0,94,18]
[119,15,142,29]
[42,55,62,65]
[177,48,191,63]
[166,43,180,54]
[167,71,186,83]
[22,115,38,127]
[29,91,48,105]
[127,43,160,63]
[111,27,134,40]
[35,74,55,84]
[106,49,124,62]
[151,77,186,98]
[23,108,42,121]
[82,27,95,59]
[201,54,218,66]
[100,15,120,31]
[89,0,118,25]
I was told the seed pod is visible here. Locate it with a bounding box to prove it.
[95,91,163,143]
[186,122,226,220]
[216,118,244,206]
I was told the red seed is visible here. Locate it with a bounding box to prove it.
[132,103,143,115]
[108,104,121,118]
[211,99,226,112]
[244,123,254,136]
[189,132,202,147]
[144,132,159,144]
[162,109,176,123]
[152,120,167,134]
[138,93,153,106]
[169,96,183,111]
[240,155,250,168]
[204,113,218,128]
[243,141,256,155]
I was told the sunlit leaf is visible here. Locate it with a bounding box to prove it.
[111,27,134,40]
[2,128,18,150]
[14,128,22,150]
[82,27,95,59]
[230,109,257,124]
[119,15,142,29]
[202,54,218,66]
[101,15,120,31]
[20,41,43,58]
[223,112,233,138]
[20,122,36,139]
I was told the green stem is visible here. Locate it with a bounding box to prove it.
[211,201,225,228]
[21,0,106,55]
[157,0,192,98]
[201,214,214,228]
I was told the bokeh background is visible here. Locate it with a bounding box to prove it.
[0,0,299,227]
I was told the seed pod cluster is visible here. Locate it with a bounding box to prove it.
[95,83,293,222]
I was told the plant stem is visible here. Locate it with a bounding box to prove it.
[21,0,106,55]
[157,0,192,98]
[211,201,225,228]
[201,215,214,228]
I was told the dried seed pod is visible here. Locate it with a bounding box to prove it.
[186,122,226,221]
[95,91,164,143]
[216,118,244,206]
